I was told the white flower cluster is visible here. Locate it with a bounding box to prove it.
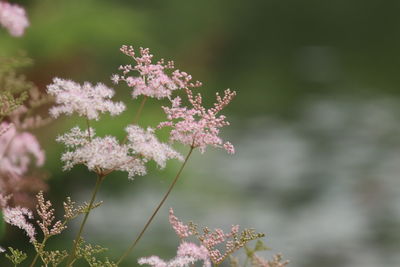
[126,125,183,168]
[57,127,145,179]
[57,126,181,179]
[47,78,126,120]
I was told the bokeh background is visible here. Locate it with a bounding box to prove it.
[1,0,400,266]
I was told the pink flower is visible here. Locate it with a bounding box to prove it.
[0,122,45,177]
[138,242,211,267]
[47,78,126,120]
[0,1,29,37]
[159,88,236,154]
[114,45,201,99]
[3,206,36,243]
[177,242,211,267]
[138,256,168,267]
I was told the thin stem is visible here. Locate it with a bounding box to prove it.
[122,96,148,144]
[30,254,40,267]
[29,237,48,267]
[133,95,148,126]
[65,174,105,266]
[86,118,92,142]
[116,147,195,265]
[30,215,71,267]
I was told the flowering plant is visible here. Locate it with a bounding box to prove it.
[0,6,288,265]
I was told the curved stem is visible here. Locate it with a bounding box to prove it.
[65,174,105,266]
[116,147,194,265]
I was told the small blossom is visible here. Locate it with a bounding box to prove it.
[111,74,120,84]
[36,191,66,237]
[169,208,191,239]
[199,226,264,265]
[177,242,211,267]
[115,45,201,99]
[138,242,210,267]
[138,256,168,267]
[159,88,236,154]
[47,78,125,120]
[0,2,29,37]
[126,126,183,169]
[3,206,36,243]
[0,122,45,177]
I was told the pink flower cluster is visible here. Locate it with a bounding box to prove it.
[139,209,212,267]
[47,78,126,120]
[159,88,236,154]
[47,45,235,180]
[0,122,45,178]
[198,225,240,264]
[36,191,66,237]
[138,242,211,267]
[141,209,251,267]
[168,208,191,239]
[3,205,36,243]
[0,1,29,37]
[113,45,201,99]
[0,193,36,244]
[167,209,261,265]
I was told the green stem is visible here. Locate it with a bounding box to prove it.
[132,95,147,126]
[29,237,48,267]
[86,118,92,142]
[116,147,194,265]
[122,96,148,144]
[65,174,105,266]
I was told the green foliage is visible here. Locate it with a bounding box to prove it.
[0,55,35,121]
[245,240,270,258]
[5,247,27,266]
[72,238,117,267]
[64,197,103,221]
[41,250,69,267]
[33,241,68,266]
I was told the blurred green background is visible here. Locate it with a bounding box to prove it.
[2,0,400,266]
